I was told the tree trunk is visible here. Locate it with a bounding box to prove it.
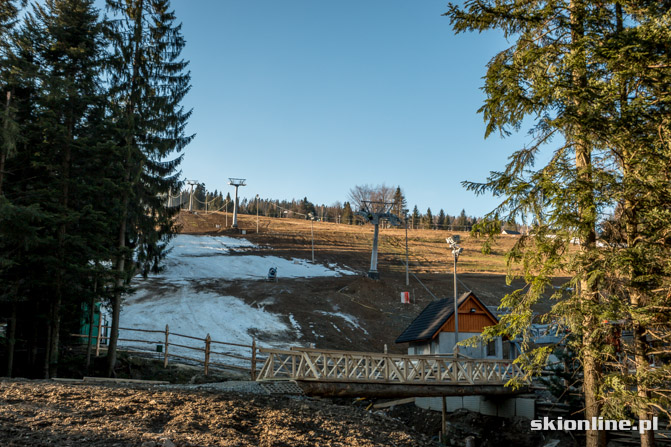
[106,205,127,378]
[0,91,11,195]
[623,195,655,447]
[43,302,52,379]
[85,277,97,374]
[49,106,73,379]
[106,0,145,377]
[571,0,603,444]
[6,302,17,377]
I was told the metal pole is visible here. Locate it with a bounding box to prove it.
[369,221,380,279]
[256,195,259,233]
[188,183,195,212]
[405,215,409,287]
[454,253,459,357]
[225,200,228,228]
[311,219,315,262]
[232,186,239,228]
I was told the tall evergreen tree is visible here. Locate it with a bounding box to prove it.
[342,201,353,225]
[453,209,468,229]
[437,209,446,229]
[0,0,25,194]
[1,0,112,378]
[422,207,433,230]
[446,2,671,445]
[392,186,407,217]
[411,205,420,230]
[104,0,192,376]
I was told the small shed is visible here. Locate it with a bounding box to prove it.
[395,291,514,359]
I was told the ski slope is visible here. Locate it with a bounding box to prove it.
[116,234,357,370]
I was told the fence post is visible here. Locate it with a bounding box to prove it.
[95,317,103,357]
[251,338,257,381]
[164,324,169,368]
[204,334,211,376]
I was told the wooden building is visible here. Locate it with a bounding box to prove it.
[396,291,532,417]
[395,291,516,360]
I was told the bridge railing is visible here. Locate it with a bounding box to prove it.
[257,347,524,385]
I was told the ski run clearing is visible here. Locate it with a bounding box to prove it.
[117,234,357,368]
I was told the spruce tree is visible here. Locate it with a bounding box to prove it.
[104,0,192,376]
[0,0,112,378]
[437,209,446,230]
[342,201,353,225]
[392,186,407,217]
[445,2,671,445]
[0,0,25,194]
[454,209,467,229]
[411,205,420,230]
[423,207,434,230]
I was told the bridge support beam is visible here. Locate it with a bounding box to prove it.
[294,381,530,399]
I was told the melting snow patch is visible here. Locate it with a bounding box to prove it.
[317,311,369,335]
[289,314,302,333]
[118,286,289,366]
[143,235,355,280]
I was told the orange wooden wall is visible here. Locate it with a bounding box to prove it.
[438,295,497,334]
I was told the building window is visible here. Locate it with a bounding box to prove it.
[487,339,496,357]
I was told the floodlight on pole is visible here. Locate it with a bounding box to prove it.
[308,212,315,262]
[256,194,260,234]
[225,199,229,228]
[228,178,246,229]
[446,236,463,357]
[403,209,409,286]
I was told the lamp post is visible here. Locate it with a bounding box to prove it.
[403,209,409,286]
[309,212,315,262]
[446,236,463,357]
[225,199,229,227]
[256,194,259,233]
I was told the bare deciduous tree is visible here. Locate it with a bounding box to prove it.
[348,184,395,211]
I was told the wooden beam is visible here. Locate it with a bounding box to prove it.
[294,381,530,398]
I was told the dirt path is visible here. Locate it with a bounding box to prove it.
[0,379,434,447]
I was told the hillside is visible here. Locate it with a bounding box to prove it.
[111,211,562,360]
[176,210,521,276]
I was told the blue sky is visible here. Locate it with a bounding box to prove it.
[170,0,530,217]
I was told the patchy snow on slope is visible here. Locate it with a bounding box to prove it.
[116,234,357,366]
[288,314,302,333]
[170,234,257,257]
[119,285,289,366]
[151,234,355,280]
[317,311,369,335]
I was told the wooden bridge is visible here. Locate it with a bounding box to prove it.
[256,347,528,398]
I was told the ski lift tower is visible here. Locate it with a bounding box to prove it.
[185,179,199,212]
[228,178,246,229]
[356,201,401,279]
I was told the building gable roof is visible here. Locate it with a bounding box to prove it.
[394,291,498,344]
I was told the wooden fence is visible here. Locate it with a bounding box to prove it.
[73,323,263,379]
[257,347,525,386]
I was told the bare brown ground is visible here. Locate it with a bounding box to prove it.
[1,212,570,447]
[176,211,521,275]
[0,380,433,447]
[173,211,565,354]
